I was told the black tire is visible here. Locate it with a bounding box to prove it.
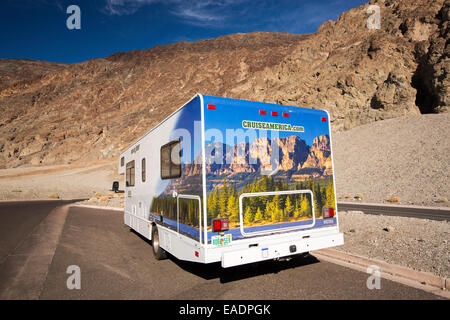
[151,226,167,260]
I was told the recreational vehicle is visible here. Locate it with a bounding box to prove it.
[118,94,343,268]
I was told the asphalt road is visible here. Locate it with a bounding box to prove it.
[0,202,443,300]
[0,200,82,263]
[337,202,450,221]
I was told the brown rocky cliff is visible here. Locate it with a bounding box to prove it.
[0,32,306,168]
[0,0,448,169]
[234,0,449,131]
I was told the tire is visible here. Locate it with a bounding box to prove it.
[151,226,167,260]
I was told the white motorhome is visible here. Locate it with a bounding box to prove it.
[119,94,343,268]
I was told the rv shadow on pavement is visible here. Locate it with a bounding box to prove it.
[172,250,319,283]
[130,228,320,283]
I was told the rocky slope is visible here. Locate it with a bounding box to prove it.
[333,112,450,207]
[236,0,449,130]
[0,0,448,169]
[0,32,307,168]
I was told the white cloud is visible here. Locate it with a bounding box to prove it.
[171,7,223,23]
[101,0,354,31]
[102,0,246,26]
[102,0,158,16]
[169,2,228,26]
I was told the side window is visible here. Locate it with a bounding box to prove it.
[126,160,135,187]
[171,142,181,177]
[160,140,181,180]
[142,158,146,182]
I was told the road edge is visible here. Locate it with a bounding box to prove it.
[311,248,449,299]
[337,201,450,211]
[70,203,123,211]
[0,198,88,204]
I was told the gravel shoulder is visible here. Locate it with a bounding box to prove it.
[332,113,450,207]
[78,195,124,208]
[0,160,120,200]
[337,210,450,278]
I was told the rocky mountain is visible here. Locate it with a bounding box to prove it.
[203,135,311,175]
[0,0,448,169]
[236,0,449,130]
[302,135,333,176]
[165,135,331,194]
[0,32,307,169]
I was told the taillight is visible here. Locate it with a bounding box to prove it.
[212,218,229,232]
[323,207,335,218]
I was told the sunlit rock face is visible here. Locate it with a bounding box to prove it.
[0,0,447,169]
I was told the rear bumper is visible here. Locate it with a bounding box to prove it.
[221,232,344,268]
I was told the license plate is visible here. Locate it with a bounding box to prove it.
[212,234,232,247]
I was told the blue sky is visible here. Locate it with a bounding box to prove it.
[0,0,367,63]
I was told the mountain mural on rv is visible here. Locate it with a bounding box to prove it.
[156,131,335,232]
[163,134,333,195]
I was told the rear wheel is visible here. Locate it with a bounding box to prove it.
[151,226,167,260]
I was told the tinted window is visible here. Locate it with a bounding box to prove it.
[142,158,146,182]
[161,140,181,179]
[126,160,135,187]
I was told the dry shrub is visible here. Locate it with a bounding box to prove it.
[387,196,399,203]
